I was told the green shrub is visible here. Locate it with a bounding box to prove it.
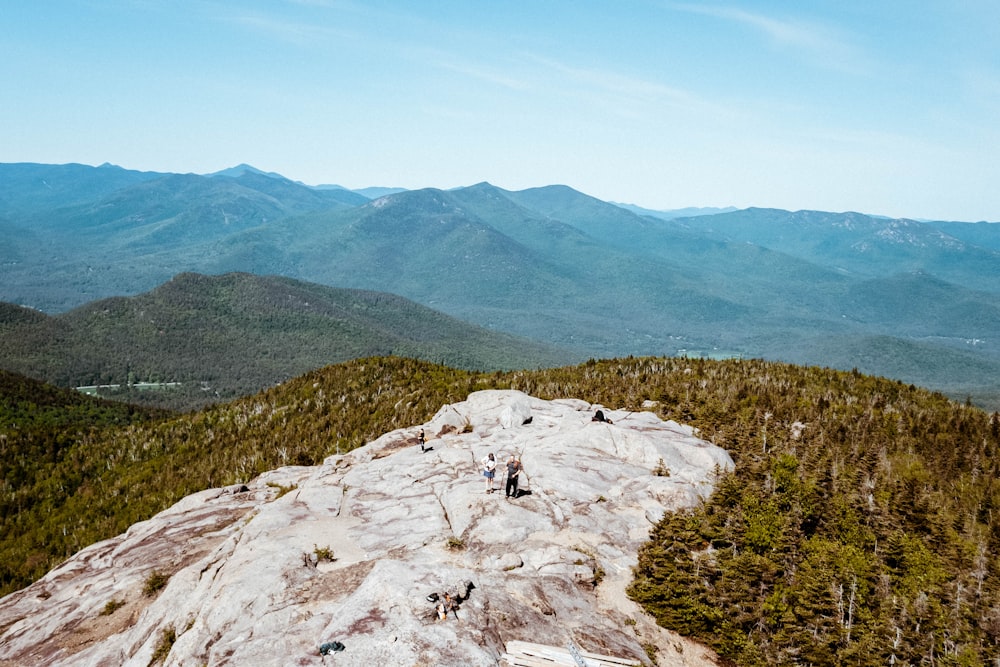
[100,598,125,616]
[143,570,169,597]
[313,544,335,561]
[148,625,176,665]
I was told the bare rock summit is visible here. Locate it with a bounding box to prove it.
[0,390,732,666]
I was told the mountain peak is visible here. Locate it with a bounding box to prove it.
[0,390,729,666]
[207,163,286,179]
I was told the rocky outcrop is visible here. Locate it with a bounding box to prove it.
[0,390,732,666]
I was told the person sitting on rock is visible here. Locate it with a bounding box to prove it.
[482,452,497,493]
[444,592,459,616]
[451,580,475,602]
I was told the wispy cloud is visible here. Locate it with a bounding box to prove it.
[666,2,861,70]
[524,53,735,121]
[432,57,532,91]
[223,11,354,45]
[530,55,687,100]
[426,50,692,104]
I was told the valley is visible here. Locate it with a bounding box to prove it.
[2,162,999,409]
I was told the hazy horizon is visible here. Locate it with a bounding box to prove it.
[4,1,999,222]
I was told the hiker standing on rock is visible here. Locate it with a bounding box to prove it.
[482,452,497,493]
[505,455,521,498]
[418,429,426,452]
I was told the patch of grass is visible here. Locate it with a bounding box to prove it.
[446,536,465,550]
[148,625,176,666]
[100,598,126,616]
[266,481,297,498]
[143,570,170,597]
[652,458,670,477]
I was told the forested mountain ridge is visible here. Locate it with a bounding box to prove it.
[0,272,575,410]
[0,369,168,595]
[2,356,999,666]
[0,162,165,216]
[673,207,1000,292]
[2,162,999,408]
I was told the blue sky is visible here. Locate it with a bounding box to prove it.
[3,1,999,221]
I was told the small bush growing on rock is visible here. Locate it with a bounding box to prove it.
[313,544,335,561]
[149,625,176,665]
[447,536,465,550]
[652,458,670,477]
[143,570,169,597]
[100,598,125,616]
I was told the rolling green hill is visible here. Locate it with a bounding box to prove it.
[2,356,999,666]
[0,272,576,410]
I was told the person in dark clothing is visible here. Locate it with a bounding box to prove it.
[418,428,426,452]
[505,455,521,498]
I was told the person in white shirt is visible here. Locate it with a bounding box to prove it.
[482,452,497,493]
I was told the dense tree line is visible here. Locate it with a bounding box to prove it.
[2,357,1000,666]
[590,359,1000,666]
[0,370,169,595]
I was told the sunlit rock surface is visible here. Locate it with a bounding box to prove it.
[0,390,732,666]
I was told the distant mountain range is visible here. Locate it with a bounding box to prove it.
[2,162,999,408]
